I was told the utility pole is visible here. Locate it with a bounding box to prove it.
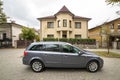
[107,33,110,54]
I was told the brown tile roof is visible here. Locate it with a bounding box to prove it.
[74,16,91,20]
[89,17,120,31]
[55,5,74,15]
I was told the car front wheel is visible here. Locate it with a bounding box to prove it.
[31,60,44,72]
[87,61,99,72]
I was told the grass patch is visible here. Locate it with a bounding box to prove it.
[93,51,120,58]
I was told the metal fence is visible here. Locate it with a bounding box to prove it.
[0,40,12,48]
[16,40,33,48]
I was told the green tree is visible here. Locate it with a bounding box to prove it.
[35,35,40,41]
[21,27,36,41]
[0,0,7,23]
[106,0,120,5]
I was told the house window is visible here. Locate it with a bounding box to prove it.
[63,19,67,27]
[58,20,60,27]
[110,24,114,29]
[47,34,54,38]
[69,20,71,28]
[75,35,81,39]
[75,22,81,28]
[118,23,120,29]
[47,22,54,28]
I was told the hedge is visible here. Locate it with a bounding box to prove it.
[43,38,96,45]
[43,38,58,41]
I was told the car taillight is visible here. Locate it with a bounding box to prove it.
[24,51,28,56]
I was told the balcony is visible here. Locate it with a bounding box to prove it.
[56,27,72,32]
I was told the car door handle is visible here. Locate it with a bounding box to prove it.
[44,54,47,56]
[64,55,68,57]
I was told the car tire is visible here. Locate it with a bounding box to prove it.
[87,61,99,72]
[31,60,44,72]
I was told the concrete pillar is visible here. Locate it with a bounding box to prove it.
[67,31,69,38]
[113,42,117,49]
[60,31,62,38]
[96,41,99,48]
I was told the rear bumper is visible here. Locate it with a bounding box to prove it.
[22,57,29,65]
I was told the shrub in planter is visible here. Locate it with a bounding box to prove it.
[43,38,58,41]
[68,38,77,44]
[43,38,96,45]
[59,38,68,42]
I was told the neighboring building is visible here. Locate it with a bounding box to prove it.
[0,23,23,48]
[89,17,120,49]
[38,6,91,41]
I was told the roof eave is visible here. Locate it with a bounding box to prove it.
[73,17,91,21]
[37,16,56,21]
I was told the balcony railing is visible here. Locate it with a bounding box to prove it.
[56,27,72,31]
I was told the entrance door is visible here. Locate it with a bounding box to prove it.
[62,31,67,38]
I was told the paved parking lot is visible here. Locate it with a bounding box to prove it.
[0,49,120,80]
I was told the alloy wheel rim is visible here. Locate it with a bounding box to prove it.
[89,62,98,72]
[32,62,42,71]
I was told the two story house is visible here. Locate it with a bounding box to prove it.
[89,17,120,49]
[38,6,91,41]
[0,23,23,48]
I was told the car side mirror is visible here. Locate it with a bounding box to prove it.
[78,51,84,56]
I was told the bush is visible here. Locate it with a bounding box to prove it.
[59,38,68,42]
[43,38,96,44]
[43,38,58,41]
[68,38,76,44]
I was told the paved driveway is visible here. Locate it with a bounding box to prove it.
[0,49,120,80]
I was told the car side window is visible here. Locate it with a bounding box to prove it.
[72,47,80,53]
[45,44,60,52]
[61,44,79,53]
[29,45,44,51]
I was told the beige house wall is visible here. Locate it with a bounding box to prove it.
[73,19,88,38]
[39,6,90,41]
[40,13,88,40]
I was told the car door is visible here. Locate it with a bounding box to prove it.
[42,44,62,67]
[61,44,86,68]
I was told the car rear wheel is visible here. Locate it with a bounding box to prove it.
[87,61,99,72]
[31,60,44,72]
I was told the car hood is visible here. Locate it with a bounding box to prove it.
[82,50,99,57]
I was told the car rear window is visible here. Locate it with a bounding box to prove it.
[29,44,44,51]
[29,44,60,52]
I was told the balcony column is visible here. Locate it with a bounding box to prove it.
[60,31,62,38]
[67,31,69,38]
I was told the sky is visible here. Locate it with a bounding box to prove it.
[3,0,120,29]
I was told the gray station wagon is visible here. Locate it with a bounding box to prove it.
[22,42,103,72]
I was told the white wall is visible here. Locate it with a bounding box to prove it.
[12,26,22,47]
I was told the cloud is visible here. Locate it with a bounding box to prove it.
[3,0,59,29]
[3,0,120,29]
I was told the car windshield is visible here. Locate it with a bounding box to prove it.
[72,45,86,53]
